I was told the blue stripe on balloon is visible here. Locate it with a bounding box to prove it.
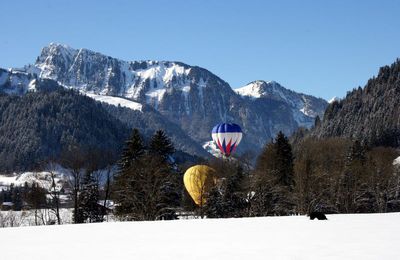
[211,123,242,133]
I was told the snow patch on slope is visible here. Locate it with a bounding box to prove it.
[329,96,340,103]
[235,81,263,98]
[136,63,192,108]
[85,93,142,111]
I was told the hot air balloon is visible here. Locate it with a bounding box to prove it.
[183,165,216,207]
[212,123,243,157]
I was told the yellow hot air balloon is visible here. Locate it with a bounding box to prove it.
[183,165,216,207]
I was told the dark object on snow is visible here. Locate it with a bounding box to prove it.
[309,212,328,220]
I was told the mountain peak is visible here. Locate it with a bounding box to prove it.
[328,96,340,103]
[235,79,328,125]
[40,42,77,57]
[235,80,282,98]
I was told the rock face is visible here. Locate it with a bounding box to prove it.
[236,80,327,128]
[3,43,328,154]
[0,68,37,95]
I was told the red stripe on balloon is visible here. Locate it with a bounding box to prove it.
[217,139,224,154]
[226,139,232,156]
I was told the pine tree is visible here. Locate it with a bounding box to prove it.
[76,171,102,223]
[114,128,146,217]
[252,132,295,216]
[222,165,248,217]
[204,162,249,218]
[117,128,145,173]
[204,187,225,218]
[114,129,181,220]
[149,130,175,161]
[12,186,23,211]
[275,131,295,188]
[25,182,47,225]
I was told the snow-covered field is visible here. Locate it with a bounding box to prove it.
[1,213,399,259]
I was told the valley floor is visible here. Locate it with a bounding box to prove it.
[0,213,399,260]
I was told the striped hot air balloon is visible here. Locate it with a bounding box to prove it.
[211,123,243,157]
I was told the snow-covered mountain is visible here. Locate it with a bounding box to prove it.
[0,68,37,95]
[2,43,328,155]
[26,43,212,112]
[236,80,327,128]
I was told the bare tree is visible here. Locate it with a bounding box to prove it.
[61,147,87,223]
[46,163,62,224]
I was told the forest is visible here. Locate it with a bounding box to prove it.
[1,127,399,226]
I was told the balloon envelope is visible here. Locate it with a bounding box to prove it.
[212,123,242,156]
[183,165,216,206]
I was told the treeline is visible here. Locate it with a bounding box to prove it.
[110,129,400,220]
[204,133,400,218]
[2,128,399,226]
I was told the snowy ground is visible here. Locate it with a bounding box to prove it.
[0,213,399,259]
[0,209,73,227]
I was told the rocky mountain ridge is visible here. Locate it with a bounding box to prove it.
[1,43,328,155]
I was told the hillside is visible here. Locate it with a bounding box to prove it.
[0,213,399,259]
[3,43,327,154]
[0,85,208,171]
[0,85,129,171]
[312,59,400,147]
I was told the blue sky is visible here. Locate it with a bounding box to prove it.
[1,0,399,100]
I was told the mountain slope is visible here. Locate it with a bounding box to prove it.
[236,80,327,128]
[10,43,327,154]
[312,59,400,147]
[0,85,129,171]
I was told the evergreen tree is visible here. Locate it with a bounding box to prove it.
[252,132,295,216]
[117,128,145,173]
[149,129,180,219]
[76,171,103,223]
[12,186,23,211]
[114,129,181,220]
[114,129,146,218]
[205,162,249,218]
[274,131,295,188]
[149,130,175,161]
[204,186,225,218]
[25,182,47,225]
